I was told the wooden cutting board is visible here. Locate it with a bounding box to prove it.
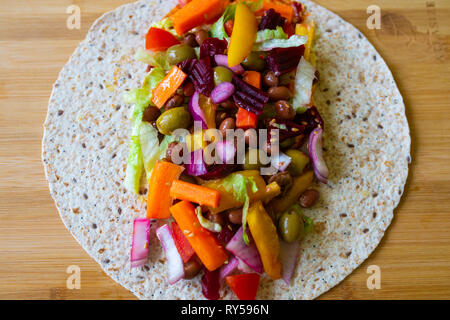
[0,0,449,300]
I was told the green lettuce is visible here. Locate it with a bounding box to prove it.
[218,173,258,244]
[124,68,165,194]
[253,35,307,51]
[150,18,178,37]
[255,26,288,43]
[196,207,222,233]
[135,47,172,71]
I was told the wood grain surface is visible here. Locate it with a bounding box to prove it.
[0,0,449,300]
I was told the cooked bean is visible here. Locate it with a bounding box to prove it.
[166,141,179,163]
[184,258,202,279]
[195,29,208,46]
[183,33,198,47]
[165,94,184,109]
[268,172,293,195]
[143,106,161,123]
[299,189,320,208]
[215,110,227,126]
[220,99,236,110]
[268,86,292,100]
[228,209,243,225]
[182,82,195,97]
[206,212,227,227]
[263,71,279,87]
[275,100,295,120]
[219,118,236,136]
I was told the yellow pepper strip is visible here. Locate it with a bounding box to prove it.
[271,171,314,213]
[186,130,207,152]
[263,182,281,204]
[228,3,258,67]
[203,170,268,214]
[295,21,315,61]
[247,201,282,280]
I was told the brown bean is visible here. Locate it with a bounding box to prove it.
[264,71,279,87]
[195,30,208,46]
[215,110,227,125]
[166,142,179,163]
[227,209,243,225]
[267,86,292,101]
[206,212,227,227]
[219,117,236,136]
[182,82,195,97]
[220,100,236,110]
[268,171,293,195]
[165,94,184,109]
[299,189,320,208]
[184,258,202,279]
[275,100,295,120]
[143,106,161,123]
[183,33,198,47]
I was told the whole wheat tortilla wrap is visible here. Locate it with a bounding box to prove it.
[42,0,410,299]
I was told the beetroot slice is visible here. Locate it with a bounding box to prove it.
[200,37,228,64]
[232,76,269,115]
[258,8,286,30]
[201,268,221,300]
[266,45,305,76]
[294,106,325,133]
[191,58,215,97]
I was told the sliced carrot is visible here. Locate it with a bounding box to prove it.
[170,180,221,208]
[236,108,258,129]
[243,71,261,89]
[152,66,187,109]
[170,201,229,271]
[257,1,294,23]
[170,0,229,35]
[147,161,184,219]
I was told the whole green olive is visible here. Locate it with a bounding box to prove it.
[285,149,310,176]
[213,66,234,86]
[278,210,304,243]
[280,137,295,150]
[242,52,266,71]
[156,107,192,135]
[166,44,197,65]
[243,149,262,171]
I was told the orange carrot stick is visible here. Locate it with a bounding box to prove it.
[170,0,229,36]
[243,71,261,89]
[147,161,184,219]
[170,180,221,208]
[152,66,187,109]
[170,201,229,271]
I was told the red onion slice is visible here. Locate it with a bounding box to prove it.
[216,140,236,164]
[237,258,255,274]
[188,91,208,130]
[279,239,301,285]
[215,54,245,74]
[156,224,185,285]
[186,148,208,176]
[130,219,151,269]
[308,127,329,184]
[226,227,263,274]
[219,256,239,282]
[211,82,235,104]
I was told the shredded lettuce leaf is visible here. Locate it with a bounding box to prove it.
[218,173,258,244]
[196,207,222,233]
[253,35,308,51]
[255,26,288,43]
[139,122,161,178]
[135,47,172,71]
[150,18,178,37]
[124,68,165,194]
[293,57,316,113]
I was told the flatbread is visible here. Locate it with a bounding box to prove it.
[42,0,410,299]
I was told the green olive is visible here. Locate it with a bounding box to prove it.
[243,149,262,171]
[280,137,295,150]
[242,52,266,71]
[286,149,310,176]
[166,44,197,65]
[278,210,304,243]
[279,71,296,86]
[156,107,192,135]
[213,66,234,86]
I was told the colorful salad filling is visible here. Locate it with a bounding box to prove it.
[125,0,328,300]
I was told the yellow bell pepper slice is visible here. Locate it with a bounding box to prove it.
[228,3,258,67]
[271,171,314,213]
[295,21,315,61]
[186,130,208,152]
[247,201,282,280]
